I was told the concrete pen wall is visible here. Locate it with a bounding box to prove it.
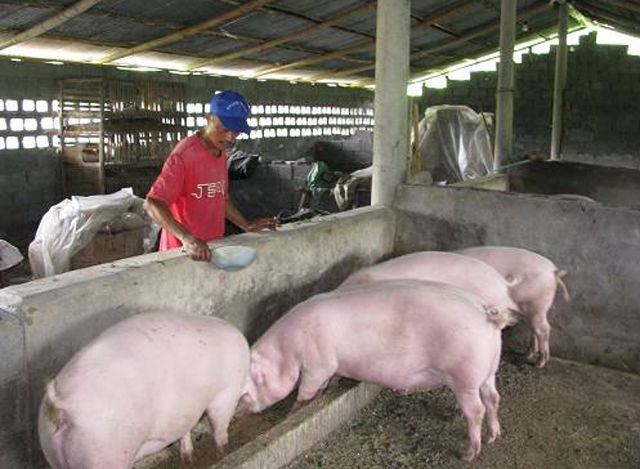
[3,182,640,468]
[393,184,640,375]
[0,206,396,468]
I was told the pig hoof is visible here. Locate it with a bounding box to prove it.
[215,444,227,459]
[488,430,501,443]
[288,401,306,416]
[536,358,548,368]
[462,449,476,462]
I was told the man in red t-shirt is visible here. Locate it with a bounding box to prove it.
[144,90,277,261]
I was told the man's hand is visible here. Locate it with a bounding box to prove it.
[247,216,279,232]
[181,236,211,261]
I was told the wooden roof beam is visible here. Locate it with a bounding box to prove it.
[0,0,103,51]
[587,0,640,16]
[410,19,562,82]
[247,40,374,78]
[308,0,550,85]
[304,63,374,83]
[249,0,478,78]
[409,0,551,62]
[185,1,374,71]
[218,0,375,41]
[95,0,275,64]
[575,2,640,35]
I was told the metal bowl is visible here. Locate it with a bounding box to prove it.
[210,245,257,271]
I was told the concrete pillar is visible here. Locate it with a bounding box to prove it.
[493,0,517,169]
[550,0,568,160]
[371,0,411,206]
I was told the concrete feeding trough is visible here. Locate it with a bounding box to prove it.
[2,183,639,468]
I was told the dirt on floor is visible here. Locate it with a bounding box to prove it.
[286,353,640,469]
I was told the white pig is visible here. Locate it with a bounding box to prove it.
[38,313,250,469]
[456,246,570,368]
[338,250,520,314]
[238,280,517,461]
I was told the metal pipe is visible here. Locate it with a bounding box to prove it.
[493,0,517,169]
[371,0,411,206]
[550,0,568,160]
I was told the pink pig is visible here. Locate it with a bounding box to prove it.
[38,313,250,469]
[456,246,570,368]
[238,280,517,461]
[339,250,520,314]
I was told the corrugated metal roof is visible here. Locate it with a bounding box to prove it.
[0,0,636,86]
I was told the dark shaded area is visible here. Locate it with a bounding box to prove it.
[508,160,640,209]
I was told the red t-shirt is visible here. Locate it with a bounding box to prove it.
[147,134,228,251]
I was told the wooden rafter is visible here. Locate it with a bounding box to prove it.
[185,1,374,71]
[317,0,551,83]
[588,0,640,16]
[409,19,564,82]
[575,1,640,35]
[249,0,478,79]
[0,0,103,51]
[304,63,375,83]
[248,40,374,78]
[217,0,375,41]
[95,0,275,64]
[0,0,360,65]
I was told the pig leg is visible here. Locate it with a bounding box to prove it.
[527,330,540,361]
[205,396,240,458]
[453,388,485,461]
[297,367,334,402]
[289,367,335,414]
[531,315,551,368]
[179,432,194,463]
[523,293,554,367]
[479,374,501,443]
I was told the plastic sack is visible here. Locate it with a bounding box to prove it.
[227,149,261,180]
[418,105,494,184]
[0,240,23,271]
[28,188,157,278]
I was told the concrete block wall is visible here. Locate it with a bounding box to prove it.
[418,32,640,167]
[0,150,61,250]
[230,162,311,221]
[3,186,640,466]
[0,59,374,254]
[394,184,640,375]
[313,130,373,173]
[0,206,396,468]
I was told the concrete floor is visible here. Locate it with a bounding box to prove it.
[136,352,640,469]
[286,353,640,469]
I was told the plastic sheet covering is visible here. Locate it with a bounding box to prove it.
[0,240,23,271]
[28,188,159,278]
[418,105,494,184]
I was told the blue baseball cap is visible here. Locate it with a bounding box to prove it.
[209,90,251,134]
